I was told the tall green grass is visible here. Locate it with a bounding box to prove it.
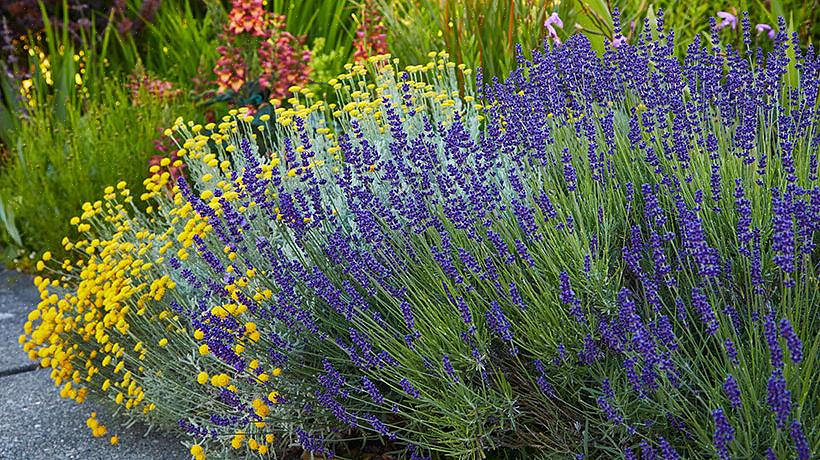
[0,81,195,262]
[275,0,357,83]
[116,0,223,87]
[273,0,354,51]
[0,2,119,149]
[377,0,554,82]
[378,0,820,82]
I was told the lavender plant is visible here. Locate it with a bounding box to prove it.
[158,11,818,458]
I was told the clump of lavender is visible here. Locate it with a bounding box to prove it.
[151,10,819,459]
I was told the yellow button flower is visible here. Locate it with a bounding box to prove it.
[190,444,205,460]
[210,373,229,387]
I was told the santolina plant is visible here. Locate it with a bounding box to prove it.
[20,124,297,457]
[25,10,818,459]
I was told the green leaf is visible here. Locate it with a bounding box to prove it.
[0,196,22,248]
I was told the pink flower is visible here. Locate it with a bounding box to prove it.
[213,38,248,93]
[227,0,268,37]
[716,11,738,30]
[211,8,312,99]
[755,23,776,39]
[544,12,563,45]
[544,12,563,29]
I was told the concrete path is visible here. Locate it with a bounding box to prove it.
[0,270,187,460]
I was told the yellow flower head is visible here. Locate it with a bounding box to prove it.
[190,444,205,460]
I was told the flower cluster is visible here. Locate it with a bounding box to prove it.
[212,0,311,103]
[23,114,299,459]
[22,183,167,425]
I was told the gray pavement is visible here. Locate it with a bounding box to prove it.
[0,270,187,460]
[0,270,40,370]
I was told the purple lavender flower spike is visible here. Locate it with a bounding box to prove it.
[764,311,784,369]
[485,301,514,343]
[641,440,657,460]
[767,369,791,429]
[790,420,810,460]
[559,272,585,323]
[400,378,420,399]
[596,396,623,426]
[442,354,459,383]
[772,188,796,287]
[691,288,719,335]
[363,413,396,440]
[658,437,681,459]
[724,338,739,365]
[578,334,599,365]
[779,318,803,364]
[601,378,614,399]
[361,376,384,405]
[723,374,743,410]
[712,408,734,460]
[533,360,556,397]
